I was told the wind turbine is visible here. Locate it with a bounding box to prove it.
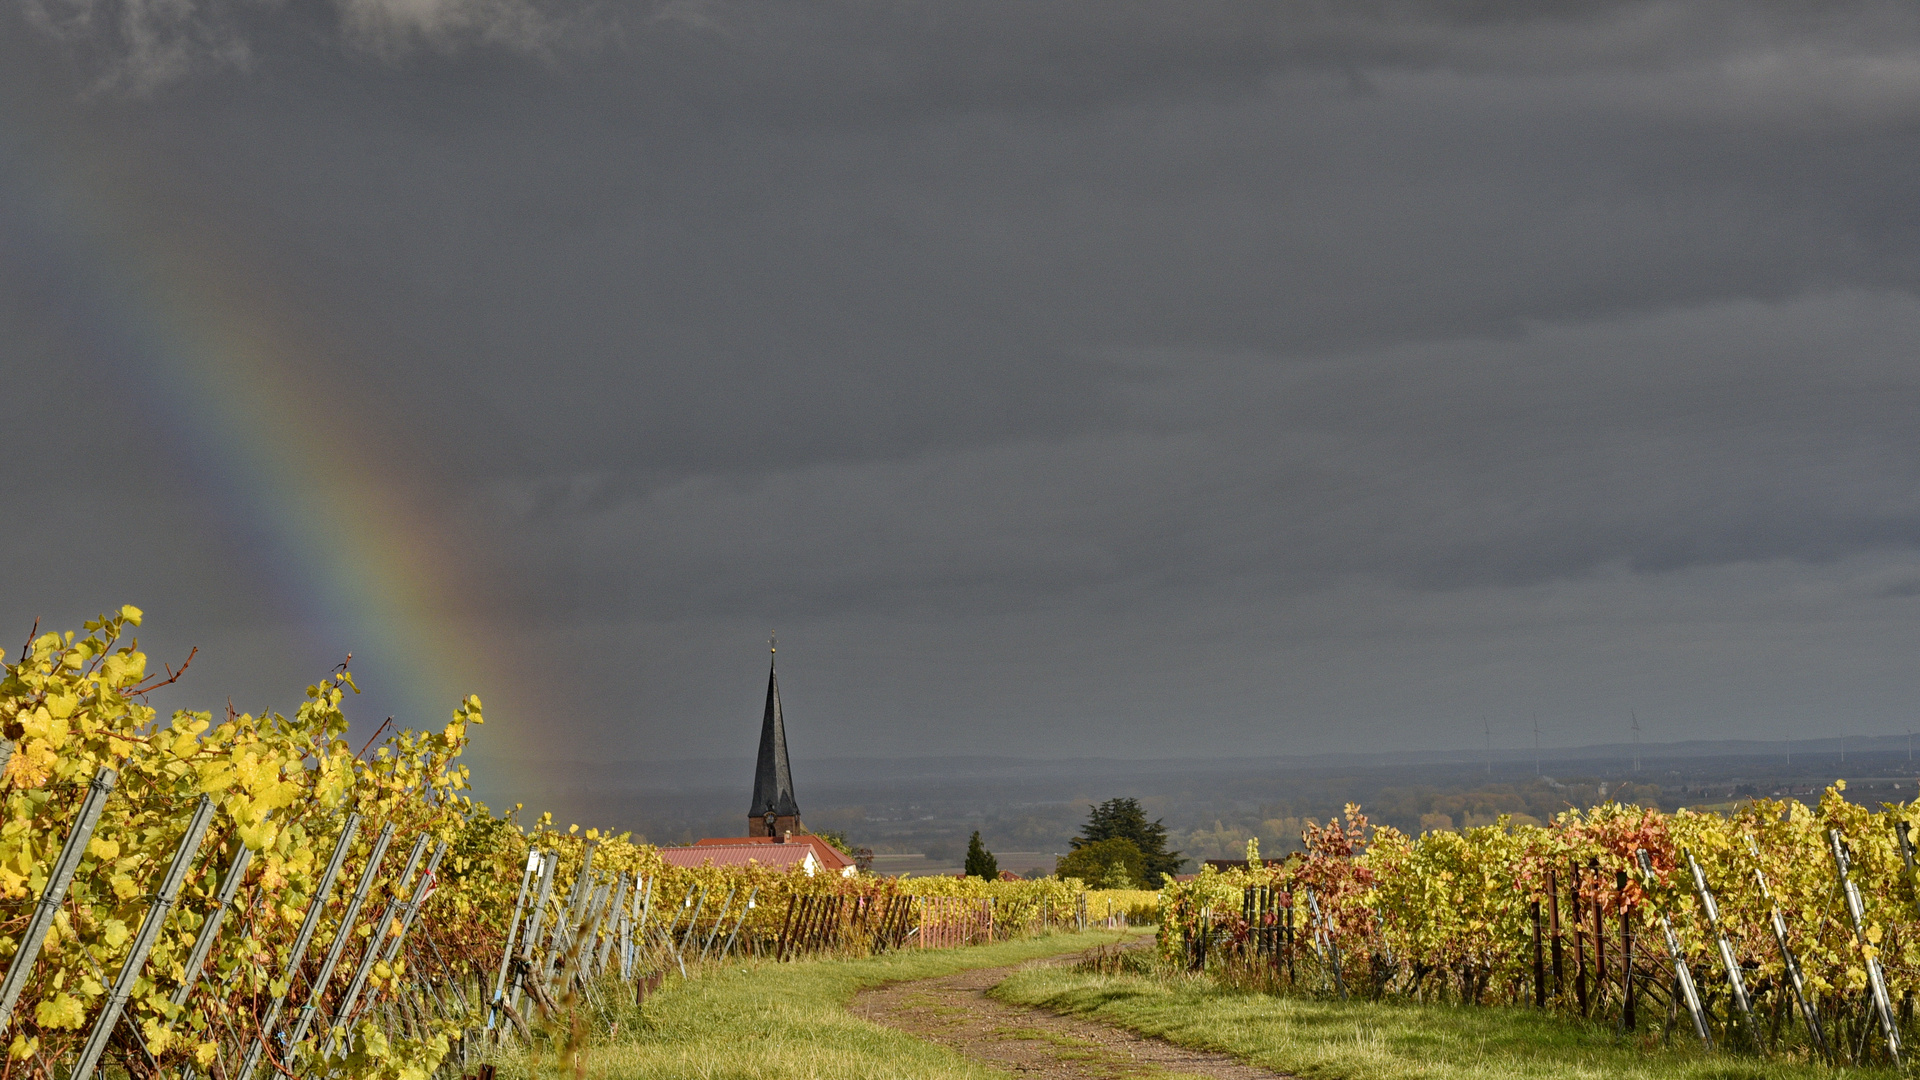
[1630,711,1642,774]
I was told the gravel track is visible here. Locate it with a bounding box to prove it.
[850,953,1290,1079]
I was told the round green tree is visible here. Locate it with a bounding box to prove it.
[1055,836,1146,887]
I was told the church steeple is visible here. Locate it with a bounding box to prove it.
[748,637,802,837]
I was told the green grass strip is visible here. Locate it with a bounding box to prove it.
[489,929,1132,1079]
[993,966,1893,1080]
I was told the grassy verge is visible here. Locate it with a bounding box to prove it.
[992,965,1888,1080]
[487,929,1135,1080]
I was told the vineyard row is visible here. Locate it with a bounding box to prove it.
[0,612,1106,1080]
[1164,794,1920,1067]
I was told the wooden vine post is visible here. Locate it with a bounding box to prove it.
[1547,868,1563,1003]
[1616,870,1633,1032]
[1569,863,1588,1015]
[1589,858,1605,1012]
[1531,900,1545,1007]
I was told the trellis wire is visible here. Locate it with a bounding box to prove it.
[0,766,117,1034]
[1830,829,1901,1066]
[283,821,399,1054]
[1,789,1090,1078]
[236,810,361,1080]
[169,837,253,1009]
[70,793,217,1080]
[325,832,432,1057]
[485,847,540,1037]
[1684,849,1762,1054]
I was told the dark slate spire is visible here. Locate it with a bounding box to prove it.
[750,639,800,821]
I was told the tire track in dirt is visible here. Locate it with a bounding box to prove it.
[850,954,1289,1079]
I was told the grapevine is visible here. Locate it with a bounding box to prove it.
[0,610,1102,1080]
[1164,781,1920,1063]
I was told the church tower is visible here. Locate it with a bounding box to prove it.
[748,639,803,837]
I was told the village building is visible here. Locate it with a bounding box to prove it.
[654,641,856,877]
[656,835,852,876]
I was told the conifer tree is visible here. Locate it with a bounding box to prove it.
[964,830,999,880]
[1071,797,1183,882]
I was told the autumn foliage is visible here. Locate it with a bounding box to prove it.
[1163,789,1920,1058]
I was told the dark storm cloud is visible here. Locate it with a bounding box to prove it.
[6,0,1920,773]
[30,0,1920,107]
[487,292,1920,618]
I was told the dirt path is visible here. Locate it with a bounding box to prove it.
[850,955,1289,1079]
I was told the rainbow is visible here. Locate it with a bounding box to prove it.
[0,89,529,785]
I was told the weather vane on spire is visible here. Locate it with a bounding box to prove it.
[770,631,777,654]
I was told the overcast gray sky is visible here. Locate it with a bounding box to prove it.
[5,1,1920,806]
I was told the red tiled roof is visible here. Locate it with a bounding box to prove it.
[690,834,854,870]
[657,844,817,871]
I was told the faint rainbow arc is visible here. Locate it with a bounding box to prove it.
[0,118,524,773]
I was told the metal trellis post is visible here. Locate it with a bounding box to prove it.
[596,873,630,977]
[283,822,399,1052]
[1634,849,1712,1048]
[169,837,254,1010]
[676,886,708,967]
[383,839,447,962]
[616,875,637,980]
[1745,834,1828,1061]
[512,850,559,1019]
[1830,829,1900,1066]
[0,766,117,1034]
[555,876,611,995]
[70,794,218,1080]
[700,886,737,963]
[1685,850,1761,1053]
[319,833,430,1060]
[319,832,432,1053]
[236,811,362,1080]
[550,840,598,964]
[487,848,540,1035]
[720,888,757,961]
[325,898,402,1058]
[626,874,653,981]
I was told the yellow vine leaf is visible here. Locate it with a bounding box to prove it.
[141,1019,175,1056]
[35,993,84,1029]
[4,744,52,789]
[236,821,277,851]
[18,707,51,741]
